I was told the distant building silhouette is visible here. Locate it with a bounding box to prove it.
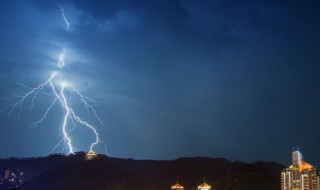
[0,176,4,186]
[281,146,320,190]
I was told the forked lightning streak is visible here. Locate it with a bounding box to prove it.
[5,5,106,155]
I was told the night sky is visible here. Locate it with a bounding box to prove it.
[0,0,319,166]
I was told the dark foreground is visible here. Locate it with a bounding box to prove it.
[0,152,283,190]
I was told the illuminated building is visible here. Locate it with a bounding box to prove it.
[281,147,320,190]
[171,181,184,190]
[3,169,24,188]
[4,170,10,180]
[85,150,98,160]
[197,180,215,190]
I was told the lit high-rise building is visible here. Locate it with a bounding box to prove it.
[281,147,319,190]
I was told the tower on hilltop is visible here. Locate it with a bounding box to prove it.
[85,150,98,160]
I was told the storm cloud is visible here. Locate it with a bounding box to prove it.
[0,0,319,165]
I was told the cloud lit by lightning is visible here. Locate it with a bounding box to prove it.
[5,5,107,155]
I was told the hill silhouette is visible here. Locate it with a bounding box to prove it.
[0,152,283,190]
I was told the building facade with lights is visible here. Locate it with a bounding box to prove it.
[1,169,25,189]
[281,147,320,190]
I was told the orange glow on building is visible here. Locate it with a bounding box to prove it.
[197,180,216,190]
[85,150,98,160]
[171,182,184,190]
[281,147,320,190]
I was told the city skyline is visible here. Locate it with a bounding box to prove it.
[0,0,320,166]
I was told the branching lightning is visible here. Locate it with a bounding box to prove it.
[59,5,70,30]
[58,54,65,68]
[5,5,107,155]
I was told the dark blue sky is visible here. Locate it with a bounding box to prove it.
[0,0,319,165]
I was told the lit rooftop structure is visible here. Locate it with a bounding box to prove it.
[85,150,98,160]
[198,179,215,190]
[171,181,184,190]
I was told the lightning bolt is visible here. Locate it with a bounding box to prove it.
[58,5,70,30]
[7,71,104,154]
[4,5,108,155]
[6,73,57,118]
[57,54,64,68]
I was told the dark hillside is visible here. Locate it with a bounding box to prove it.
[0,153,283,190]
